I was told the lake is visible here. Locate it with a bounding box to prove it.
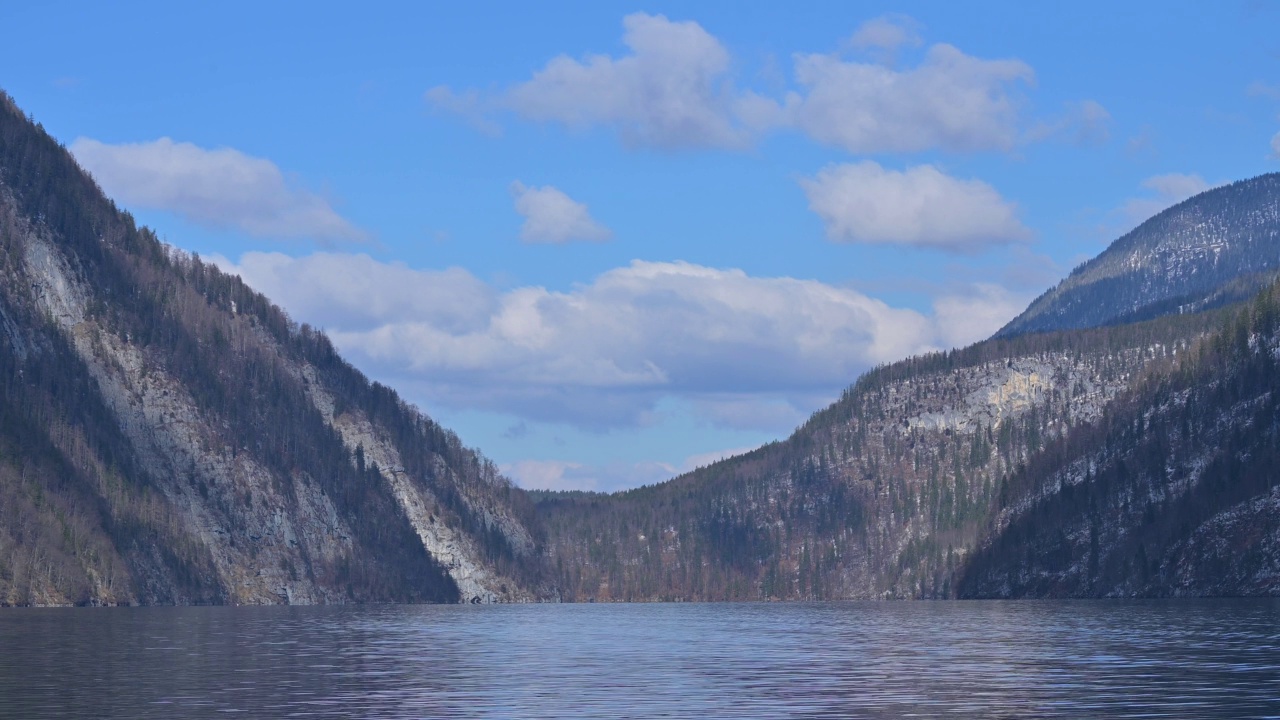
[2,600,1278,718]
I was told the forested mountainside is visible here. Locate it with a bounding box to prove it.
[536,171,1280,602]
[960,281,1280,598]
[535,310,1231,600]
[998,174,1280,338]
[0,93,547,606]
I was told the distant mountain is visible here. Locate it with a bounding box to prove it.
[0,92,548,606]
[998,174,1280,338]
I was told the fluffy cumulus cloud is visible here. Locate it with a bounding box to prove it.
[799,161,1031,251]
[510,181,612,243]
[214,254,1020,430]
[500,12,755,149]
[205,251,494,332]
[70,138,367,243]
[429,13,1060,154]
[789,33,1034,153]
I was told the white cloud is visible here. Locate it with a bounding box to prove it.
[206,252,494,332]
[931,283,1036,348]
[424,86,502,136]
[510,181,613,243]
[71,137,367,244]
[1141,172,1210,200]
[1026,99,1112,145]
[679,446,755,472]
[501,460,601,492]
[1115,172,1212,230]
[430,13,1049,154]
[1271,130,1280,159]
[692,395,807,432]
[1246,81,1280,101]
[501,12,753,149]
[787,43,1033,153]
[216,253,1009,429]
[848,15,922,53]
[503,446,756,492]
[799,161,1031,252]
[501,458,677,492]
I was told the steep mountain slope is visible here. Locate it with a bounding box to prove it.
[998,174,1280,338]
[537,310,1226,600]
[0,93,547,605]
[537,173,1280,602]
[960,281,1280,597]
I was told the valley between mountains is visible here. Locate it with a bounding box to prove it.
[3,91,1280,605]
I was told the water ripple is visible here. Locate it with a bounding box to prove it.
[2,600,1280,718]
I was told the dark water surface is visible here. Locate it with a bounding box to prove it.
[2,600,1279,718]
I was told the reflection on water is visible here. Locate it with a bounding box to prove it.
[2,600,1279,718]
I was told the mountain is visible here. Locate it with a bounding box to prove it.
[6,87,1280,606]
[997,174,1280,338]
[536,173,1280,601]
[960,281,1280,597]
[536,311,1225,599]
[0,93,548,606]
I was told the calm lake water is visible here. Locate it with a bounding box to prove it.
[2,600,1279,718]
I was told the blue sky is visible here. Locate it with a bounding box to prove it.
[4,1,1279,491]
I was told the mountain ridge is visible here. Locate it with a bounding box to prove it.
[997,173,1280,338]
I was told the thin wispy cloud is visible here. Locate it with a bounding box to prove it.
[1115,173,1212,231]
[71,137,368,244]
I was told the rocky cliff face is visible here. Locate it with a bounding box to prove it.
[0,92,549,606]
